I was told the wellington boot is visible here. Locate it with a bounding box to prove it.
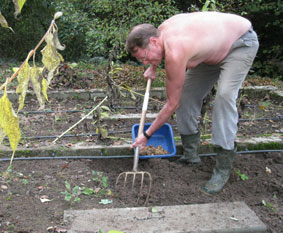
[202,145,236,194]
[176,132,201,164]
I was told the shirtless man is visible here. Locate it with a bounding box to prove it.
[127,12,259,194]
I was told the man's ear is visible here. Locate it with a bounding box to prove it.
[149,37,158,46]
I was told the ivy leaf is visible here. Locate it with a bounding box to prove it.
[16,61,30,112]
[0,88,21,151]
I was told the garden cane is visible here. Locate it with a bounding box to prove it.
[115,78,153,205]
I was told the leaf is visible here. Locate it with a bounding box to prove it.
[41,78,49,101]
[64,193,72,201]
[101,128,108,138]
[16,61,30,112]
[54,12,63,20]
[151,207,158,213]
[72,186,81,195]
[30,66,45,109]
[102,176,108,188]
[0,127,6,145]
[52,25,65,51]
[40,195,52,203]
[100,111,109,118]
[65,181,71,191]
[99,199,113,205]
[0,89,21,151]
[100,105,111,112]
[0,11,14,32]
[82,188,95,195]
[18,0,27,13]
[12,0,27,18]
[41,30,64,85]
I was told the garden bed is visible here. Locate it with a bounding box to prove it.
[0,64,282,232]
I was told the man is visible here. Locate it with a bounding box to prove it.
[127,12,259,194]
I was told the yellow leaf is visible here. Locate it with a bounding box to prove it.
[12,0,27,18]
[18,0,27,13]
[13,67,19,73]
[52,25,65,51]
[101,128,108,138]
[0,127,6,145]
[16,61,30,112]
[0,89,21,151]
[0,11,14,32]
[41,78,49,101]
[41,31,64,85]
[30,66,45,109]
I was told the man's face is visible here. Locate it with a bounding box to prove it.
[133,45,162,66]
[133,46,150,65]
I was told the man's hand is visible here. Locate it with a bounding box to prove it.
[144,65,157,80]
[131,134,148,150]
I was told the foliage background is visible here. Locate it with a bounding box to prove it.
[0,0,282,79]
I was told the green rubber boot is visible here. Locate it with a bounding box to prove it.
[176,132,201,164]
[202,145,236,194]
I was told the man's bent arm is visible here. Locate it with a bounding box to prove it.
[145,52,186,136]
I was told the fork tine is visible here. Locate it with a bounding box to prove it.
[132,172,136,188]
[123,172,128,188]
[116,171,152,206]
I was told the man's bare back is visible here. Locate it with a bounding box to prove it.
[158,12,251,68]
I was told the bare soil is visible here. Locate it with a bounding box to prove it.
[0,152,283,233]
[0,64,282,232]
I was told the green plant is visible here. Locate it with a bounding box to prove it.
[93,171,109,189]
[61,180,81,205]
[54,0,178,60]
[6,191,13,201]
[235,169,248,181]
[262,200,277,212]
[93,100,112,140]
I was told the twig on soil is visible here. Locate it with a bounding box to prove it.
[52,96,108,144]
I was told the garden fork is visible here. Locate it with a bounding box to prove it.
[115,79,153,205]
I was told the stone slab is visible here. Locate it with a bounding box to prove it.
[64,201,267,233]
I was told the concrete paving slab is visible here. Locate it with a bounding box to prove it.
[64,201,267,233]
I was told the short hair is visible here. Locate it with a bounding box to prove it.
[126,24,159,54]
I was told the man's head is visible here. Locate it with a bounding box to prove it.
[126,24,159,55]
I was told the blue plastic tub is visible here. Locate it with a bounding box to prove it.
[132,123,176,159]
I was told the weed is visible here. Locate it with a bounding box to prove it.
[262,200,277,212]
[61,180,81,205]
[22,179,29,185]
[6,191,13,201]
[61,171,112,205]
[235,169,248,181]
